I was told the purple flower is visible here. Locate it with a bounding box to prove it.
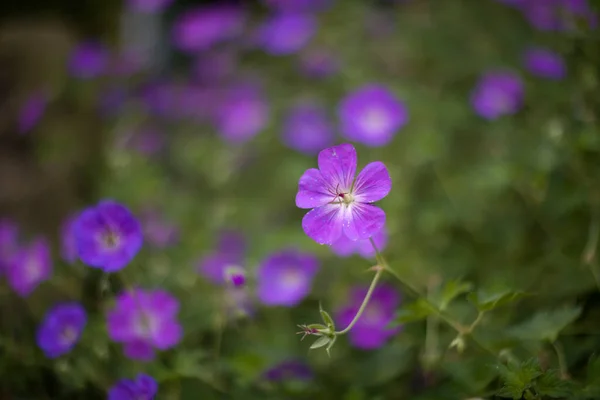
[470,70,524,120]
[520,0,597,31]
[338,85,408,147]
[126,0,174,13]
[282,102,335,155]
[214,83,269,144]
[68,41,109,79]
[197,230,246,286]
[263,0,333,12]
[295,143,391,245]
[107,288,182,361]
[6,238,52,297]
[263,359,314,382]
[523,46,567,80]
[336,283,401,349]
[36,302,86,358]
[0,219,19,273]
[193,50,237,84]
[140,80,178,118]
[140,208,179,249]
[74,200,143,272]
[330,226,388,259]
[298,48,341,79]
[60,213,79,264]
[18,92,47,134]
[256,13,317,55]
[256,249,319,307]
[172,5,246,53]
[108,373,158,400]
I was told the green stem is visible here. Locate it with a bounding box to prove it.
[551,340,569,379]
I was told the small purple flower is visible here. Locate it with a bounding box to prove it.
[338,85,408,147]
[68,41,109,79]
[172,5,246,53]
[107,288,182,362]
[74,200,143,272]
[18,92,47,134]
[282,102,335,155]
[256,249,319,307]
[470,70,524,120]
[0,219,19,273]
[197,230,246,286]
[127,0,174,13]
[36,302,86,358]
[108,373,158,400]
[295,143,392,245]
[336,283,401,349]
[214,83,269,144]
[330,226,388,259]
[298,47,341,79]
[140,208,179,249]
[523,46,567,80]
[60,213,79,264]
[263,359,314,382]
[6,238,52,297]
[256,13,317,56]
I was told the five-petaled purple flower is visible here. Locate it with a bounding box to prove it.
[263,359,314,382]
[257,249,319,306]
[523,46,567,80]
[255,13,317,55]
[197,230,247,287]
[68,41,109,79]
[330,226,388,259]
[470,70,524,120]
[338,85,408,147]
[282,102,335,155]
[107,288,183,362]
[18,92,47,134]
[74,200,143,272]
[36,302,87,358]
[295,143,392,245]
[336,283,401,349]
[6,238,52,297]
[108,373,158,400]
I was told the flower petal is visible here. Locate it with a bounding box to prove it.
[123,340,155,362]
[353,161,391,203]
[301,204,344,245]
[343,204,385,241]
[296,168,333,209]
[317,143,357,191]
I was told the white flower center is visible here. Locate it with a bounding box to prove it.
[280,269,304,290]
[60,326,77,346]
[361,107,389,135]
[134,312,159,339]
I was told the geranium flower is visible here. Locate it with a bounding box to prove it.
[36,302,87,358]
[108,373,158,400]
[6,238,52,297]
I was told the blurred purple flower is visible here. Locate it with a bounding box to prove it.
[263,0,333,12]
[214,83,269,144]
[256,13,317,55]
[6,238,52,297]
[107,288,182,362]
[282,102,335,155]
[98,87,128,117]
[338,85,408,147]
[175,85,219,122]
[60,212,79,264]
[298,47,341,79]
[295,143,391,245]
[470,70,524,120]
[336,283,401,349]
[330,226,388,259]
[68,41,109,79]
[523,46,567,80]
[108,373,158,400]
[172,5,246,53]
[0,219,19,273]
[122,128,165,156]
[127,0,174,14]
[140,208,179,249]
[520,0,597,31]
[74,200,143,272]
[263,359,314,382]
[36,302,86,358]
[18,92,47,134]
[140,80,178,118]
[256,249,319,306]
[197,230,246,286]
[193,50,237,84]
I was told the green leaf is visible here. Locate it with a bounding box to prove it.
[467,288,527,312]
[320,303,336,330]
[310,336,330,350]
[495,358,543,399]
[437,280,473,310]
[392,298,437,325]
[325,335,337,357]
[509,306,582,342]
[534,369,577,398]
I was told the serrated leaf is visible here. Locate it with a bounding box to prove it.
[467,288,527,312]
[509,306,582,342]
[535,369,577,398]
[310,336,330,350]
[437,280,473,311]
[496,358,542,399]
[392,298,437,325]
